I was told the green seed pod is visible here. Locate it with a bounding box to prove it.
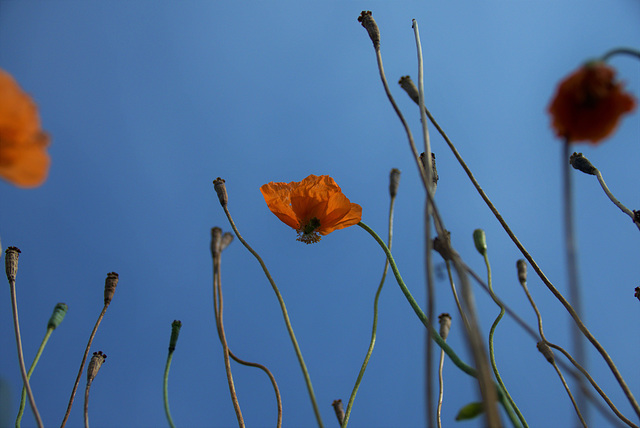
[169,320,182,353]
[473,229,487,256]
[47,303,68,330]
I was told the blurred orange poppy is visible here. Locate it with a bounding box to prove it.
[0,68,50,187]
[260,174,362,244]
[548,62,636,144]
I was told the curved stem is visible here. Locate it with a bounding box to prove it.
[8,278,43,428]
[61,304,109,428]
[342,194,396,427]
[222,205,323,428]
[602,47,640,62]
[163,351,176,428]
[84,383,91,428]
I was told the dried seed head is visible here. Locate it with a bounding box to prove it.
[420,152,439,192]
[87,351,107,385]
[389,168,401,198]
[473,229,487,256]
[169,320,182,353]
[536,341,554,363]
[213,177,228,207]
[211,227,223,258]
[438,313,452,340]
[569,152,597,175]
[433,231,454,261]
[104,272,119,306]
[332,399,345,426]
[398,76,420,104]
[357,11,380,50]
[516,259,527,284]
[220,232,234,252]
[5,246,21,282]
[47,302,68,330]
[634,286,640,302]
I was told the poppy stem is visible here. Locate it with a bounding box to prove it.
[601,47,640,62]
[356,221,522,428]
[221,205,324,428]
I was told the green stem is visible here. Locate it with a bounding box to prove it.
[483,253,527,428]
[357,221,521,427]
[222,206,324,428]
[163,351,176,428]
[16,327,53,427]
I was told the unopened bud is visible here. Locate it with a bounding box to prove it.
[357,11,380,50]
[516,259,527,284]
[569,152,597,175]
[47,303,68,330]
[389,168,401,198]
[87,351,107,385]
[5,246,21,282]
[398,76,420,104]
[536,341,554,363]
[169,320,182,353]
[473,229,487,256]
[213,177,228,207]
[220,232,234,252]
[438,313,452,340]
[104,272,119,306]
[211,227,223,258]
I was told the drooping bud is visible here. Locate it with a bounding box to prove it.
[473,229,487,256]
[87,351,107,385]
[332,399,345,426]
[389,168,401,198]
[516,259,527,284]
[47,303,68,330]
[357,11,380,50]
[438,313,452,340]
[213,177,228,207]
[211,227,223,258]
[220,232,234,252]
[169,320,182,353]
[569,152,597,175]
[104,272,119,306]
[5,246,21,282]
[398,75,420,104]
[536,342,554,363]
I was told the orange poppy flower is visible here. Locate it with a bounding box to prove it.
[260,174,362,244]
[548,61,636,144]
[0,68,50,187]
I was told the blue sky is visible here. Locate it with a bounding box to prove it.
[1,1,639,427]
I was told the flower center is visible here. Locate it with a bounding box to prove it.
[297,217,321,244]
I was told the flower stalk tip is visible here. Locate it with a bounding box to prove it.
[213,177,228,207]
[210,227,223,258]
[220,232,234,252]
[634,287,640,302]
[472,229,487,256]
[438,313,452,340]
[357,11,380,50]
[569,152,597,175]
[104,272,119,306]
[169,320,182,353]
[398,76,420,104]
[516,259,527,284]
[47,302,68,330]
[5,246,21,282]
[389,168,401,198]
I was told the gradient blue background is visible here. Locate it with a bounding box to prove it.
[1,2,639,427]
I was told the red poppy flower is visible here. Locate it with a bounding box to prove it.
[548,62,636,144]
[0,69,50,188]
[260,174,362,244]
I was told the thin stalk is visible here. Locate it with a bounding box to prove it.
[551,361,588,428]
[482,253,527,428]
[412,19,436,428]
[222,205,323,428]
[436,345,445,428]
[357,221,520,427]
[213,257,245,427]
[563,139,588,424]
[61,304,109,428]
[8,277,43,428]
[342,192,397,428]
[163,350,177,428]
[83,383,91,428]
[16,327,53,427]
[444,261,470,333]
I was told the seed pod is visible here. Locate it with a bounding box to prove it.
[357,11,380,50]
[473,229,487,256]
[213,177,228,207]
[516,259,527,284]
[169,320,182,353]
[87,351,107,385]
[5,246,21,282]
[389,168,401,198]
[104,272,119,306]
[47,303,68,330]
